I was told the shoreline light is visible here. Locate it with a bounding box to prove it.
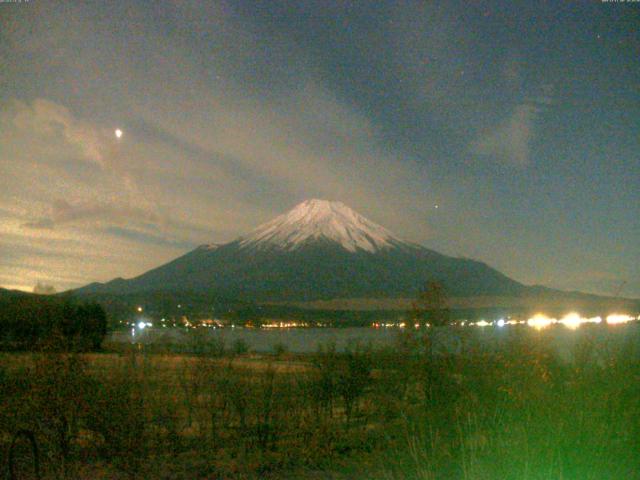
[558,312,582,330]
[527,314,555,330]
[606,314,634,325]
[360,312,637,331]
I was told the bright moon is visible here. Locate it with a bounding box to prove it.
[115,128,123,139]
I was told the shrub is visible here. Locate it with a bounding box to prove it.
[337,343,372,424]
[232,338,249,355]
[272,342,288,357]
[84,354,147,476]
[0,297,108,351]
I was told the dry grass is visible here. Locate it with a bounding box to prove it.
[2,328,640,479]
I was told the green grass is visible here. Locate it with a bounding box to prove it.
[1,327,640,479]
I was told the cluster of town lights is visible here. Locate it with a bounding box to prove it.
[372,313,638,330]
[263,321,308,328]
[474,313,637,330]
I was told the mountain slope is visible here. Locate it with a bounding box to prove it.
[76,199,526,301]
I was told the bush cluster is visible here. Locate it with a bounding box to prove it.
[0,296,107,351]
[1,327,640,479]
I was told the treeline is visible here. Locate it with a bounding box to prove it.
[0,293,107,350]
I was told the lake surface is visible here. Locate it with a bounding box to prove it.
[108,322,640,360]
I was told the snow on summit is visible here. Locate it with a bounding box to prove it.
[239,199,403,252]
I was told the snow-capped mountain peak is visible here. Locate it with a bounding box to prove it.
[239,199,403,253]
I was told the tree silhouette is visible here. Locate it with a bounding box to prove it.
[412,281,450,328]
[0,295,108,351]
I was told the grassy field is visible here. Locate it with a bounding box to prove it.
[1,326,640,479]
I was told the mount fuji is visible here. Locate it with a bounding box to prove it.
[76,199,527,302]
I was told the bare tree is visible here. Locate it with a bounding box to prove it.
[412,281,450,328]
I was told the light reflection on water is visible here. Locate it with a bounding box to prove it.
[110,319,640,358]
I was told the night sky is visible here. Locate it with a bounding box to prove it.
[1,1,638,297]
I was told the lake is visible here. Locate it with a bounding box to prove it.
[108,321,640,360]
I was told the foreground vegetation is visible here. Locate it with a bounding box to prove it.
[1,326,640,479]
[0,293,107,351]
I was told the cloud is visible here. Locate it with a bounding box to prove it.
[7,98,143,197]
[0,2,471,291]
[11,99,106,166]
[501,55,524,90]
[104,226,197,250]
[470,102,540,166]
[1,82,433,290]
[21,199,165,233]
[470,89,553,166]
